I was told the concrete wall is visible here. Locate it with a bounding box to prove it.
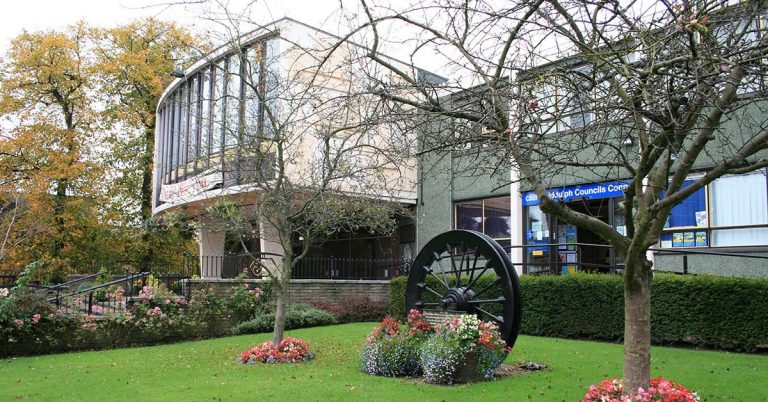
[183,278,390,305]
[654,251,768,278]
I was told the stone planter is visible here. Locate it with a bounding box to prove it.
[453,350,481,383]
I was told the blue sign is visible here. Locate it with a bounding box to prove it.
[521,180,630,206]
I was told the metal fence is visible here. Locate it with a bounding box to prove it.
[48,272,151,316]
[293,257,411,280]
[0,274,17,288]
[503,243,768,276]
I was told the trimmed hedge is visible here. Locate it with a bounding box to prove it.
[390,273,768,352]
[229,303,337,335]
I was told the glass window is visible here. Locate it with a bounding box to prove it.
[263,38,280,139]
[665,179,707,228]
[244,45,263,146]
[484,196,512,238]
[455,200,482,232]
[171,92,181,182]
[212,60,226,161]
[179,86,188,181]
[454,196,512,245]
[200,67,212,170]
[225,54,241,149]
[660,171,768,248]
[188,76,199,173]
[711,171,768,246]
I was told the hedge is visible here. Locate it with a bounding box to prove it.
[229,303,337,335]
[390,273,768,352]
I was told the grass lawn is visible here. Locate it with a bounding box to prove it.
[1,323,766,401]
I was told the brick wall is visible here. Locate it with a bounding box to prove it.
[183,278,391,305]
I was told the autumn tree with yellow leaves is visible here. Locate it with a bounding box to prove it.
[0,19,204,277]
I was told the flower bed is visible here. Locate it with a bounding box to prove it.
[582,377,700,402]
[237,337,315,364]
[360,310,510,383]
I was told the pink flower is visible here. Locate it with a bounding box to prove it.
[32,314,41,323]
[165,299,171,305]
[14,319,24,327]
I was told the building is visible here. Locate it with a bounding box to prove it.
[151,18,430,279]
[414,8,768,278]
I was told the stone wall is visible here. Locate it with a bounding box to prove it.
[183,278,391,305]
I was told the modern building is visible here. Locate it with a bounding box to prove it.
[415,14,768,278]
[151,18,430,279]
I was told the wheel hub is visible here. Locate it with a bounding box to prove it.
[440,287,476,311]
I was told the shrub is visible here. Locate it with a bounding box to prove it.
[229,303,337,335]
[228,282,269,322]
[582,376,700,402]
[309,295,388,323]
[187,286,230,337]
[237,337,314,364]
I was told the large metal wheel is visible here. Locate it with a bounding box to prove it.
[406,230,523,347]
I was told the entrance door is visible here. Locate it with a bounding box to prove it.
[561,198,613,272]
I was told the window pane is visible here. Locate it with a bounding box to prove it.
[712,227,768,247]
[178,86,187,180]
[484,196,511,238]
[456,200,482,232]
[711,171,768,246]
[526,204,550,243]
[263,38,280,139]
[711,172,768,226]
[244,45,262,146]
[172,92,181,182]
[665,179,707,228]
[212,60,226,162]
[200,67,211,170]
[188,76,199,173]
[225,54,241,149]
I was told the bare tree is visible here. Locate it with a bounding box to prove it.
[353,0,768,392]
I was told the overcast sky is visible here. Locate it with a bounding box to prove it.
[0,0,368,50]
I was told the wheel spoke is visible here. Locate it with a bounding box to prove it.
[473,277,501,298]
[448,243,460,288]
[414,301,440,307]
[467,296,505,304]
[464,261,491,292]
[476,307,504,324]
[422,265,450,289]
[434,252,451,290]
[418,282,445,299]
[465,250,480,290]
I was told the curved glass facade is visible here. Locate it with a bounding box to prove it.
[155,36,279,206]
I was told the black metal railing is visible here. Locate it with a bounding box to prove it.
[48,272,150,316]
[197,253,281,279]
[503,242,768,275]
[293,257,411,280]
[0,274,17,288]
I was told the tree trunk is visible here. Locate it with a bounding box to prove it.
[140,127,155,272]
[273,281,287,345]
[623,256,652,393]
[272,255,292,344]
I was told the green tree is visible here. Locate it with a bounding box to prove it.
[0,23,110,276]
[94,18,205,268]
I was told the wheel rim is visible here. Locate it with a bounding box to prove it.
[406,230,523,347]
